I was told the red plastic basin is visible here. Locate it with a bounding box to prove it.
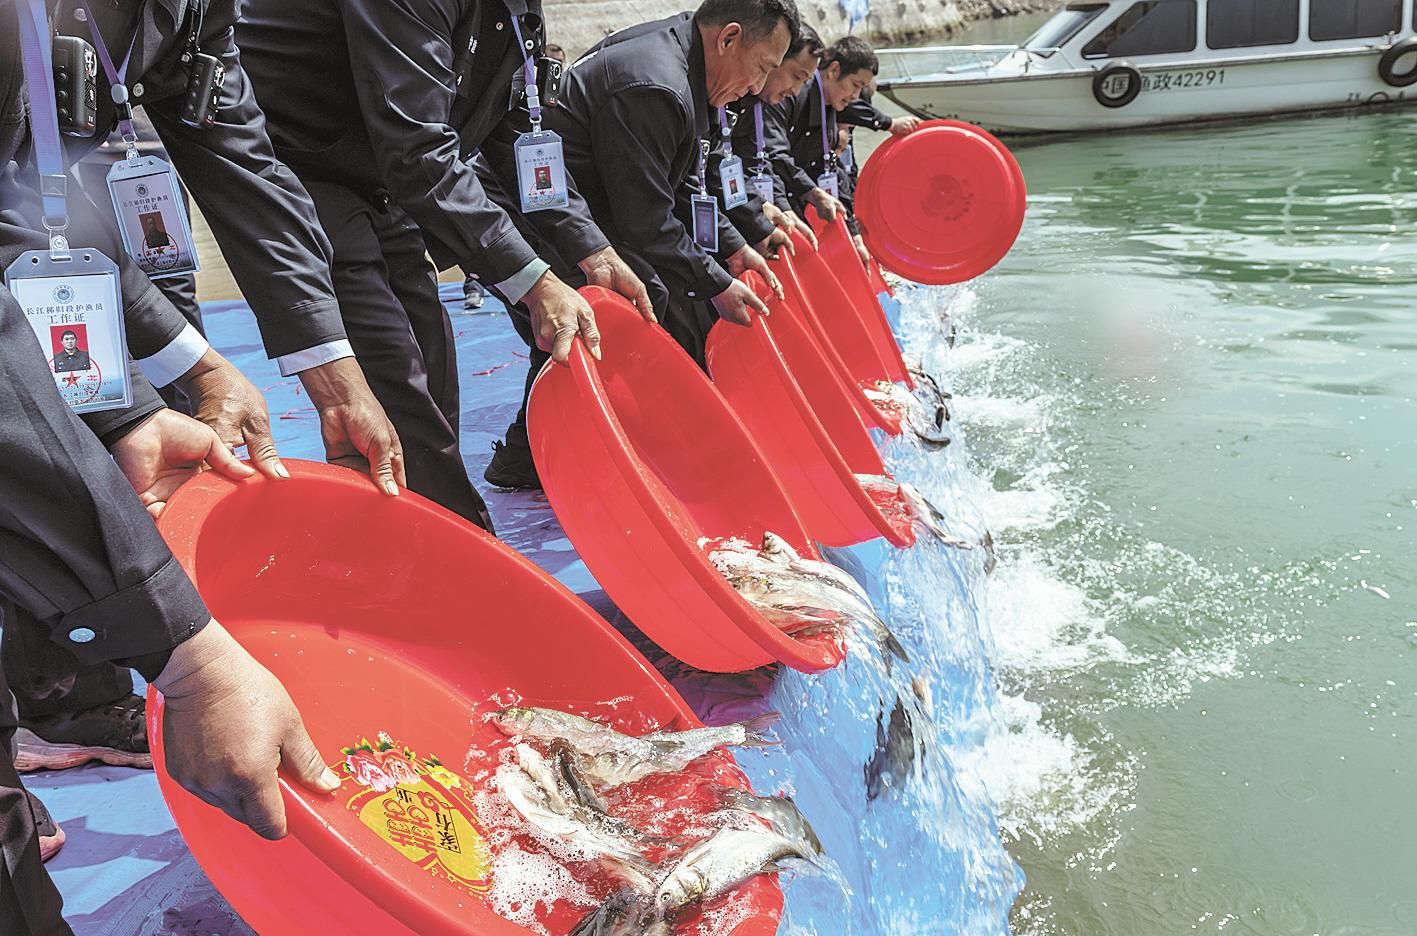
[706,274,914,549]
[147,462,780,935]
[768,240,901,436]
[809,210,911,386]
[868,258,893,297]
[856,119,1027,285]
[528,287,845,674]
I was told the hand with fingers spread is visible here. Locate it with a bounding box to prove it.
[754,225,794,260]
[155,620,340,841]
[710,277,768,327]
[807,187,844,224]
[300,358,405,496]
[578,246,655,324]
[525,269,600,364]
[110,408,256,518]
[178,348,287,480]
[725,245,784,301]
[784,210,818,251]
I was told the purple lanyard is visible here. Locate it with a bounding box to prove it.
[77,0,141,157]
[509,16,542,129]
[753,102,766,161]
[717,107,734,157]
[814,71,833,167]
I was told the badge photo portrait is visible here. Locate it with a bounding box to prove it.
[139,210,177,255]
[50,323,93,374]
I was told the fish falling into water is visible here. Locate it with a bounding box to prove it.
[863,380,951,448]
[707,533,909,664]
[856,474,997,573]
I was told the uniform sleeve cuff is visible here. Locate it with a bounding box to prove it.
[57,556,211,666]
[276,339,356,377]
[135,323,210,388]
[495,259,551,305]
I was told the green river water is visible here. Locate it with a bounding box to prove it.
[918,11,1417,936]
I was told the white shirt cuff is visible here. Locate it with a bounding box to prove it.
[275,339,356,377]
[494,259,550,305]
[135,323,209,388]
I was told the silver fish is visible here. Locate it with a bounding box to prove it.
[573,713,780,788]
[760,532,872,603]
[654,826,820,915]
[725,569,908,664]
[865,380,949,447]
[569,890,669,936]
[864,697,917,801]
[857,475,982,552]
[716,789,823,858]
[496,745,655,879]
[490,707,658,759]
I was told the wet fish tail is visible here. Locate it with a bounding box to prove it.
[739,711,783,747]
[569,888,652,936]
[880,626,910,666]
[548,739,607,812]
[599,852,659,896]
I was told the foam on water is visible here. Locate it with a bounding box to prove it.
[885,269,1322,933]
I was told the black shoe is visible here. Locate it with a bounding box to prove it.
[483,433,541,491]
[14,693,151,772]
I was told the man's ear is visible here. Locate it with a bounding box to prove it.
[825,61,841,82]
[718,22,744,53]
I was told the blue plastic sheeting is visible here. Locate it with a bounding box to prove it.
[28,281,1019,933]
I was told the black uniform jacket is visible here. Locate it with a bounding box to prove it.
[544,13,734,306]
[0,285,209,676]
[237,0,607,285]
[0,0,348,361]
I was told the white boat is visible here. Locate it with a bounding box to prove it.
[875,0,1417,134]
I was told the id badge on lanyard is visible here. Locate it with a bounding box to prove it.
[107,156,200,277]
[9,0,130,413]
[515,129,568,212]
[72,0,201,277]
[747,105,774,204]
[5,251,131,414]
[817,169,840,199]
[691,140,719,252]
[715,108,747,210]
[719,155,748,210]
[511,16,568,213]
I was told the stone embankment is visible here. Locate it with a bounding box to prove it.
[546,0,1063,57]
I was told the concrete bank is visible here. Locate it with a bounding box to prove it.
[546,0,1062,56]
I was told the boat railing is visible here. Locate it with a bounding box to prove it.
[876,44,1073,82]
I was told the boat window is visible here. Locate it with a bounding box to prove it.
[1082,0,1198,59]
[1207,0,1300,49]
[1023,3,1109,54]
[1310,0,1401,40]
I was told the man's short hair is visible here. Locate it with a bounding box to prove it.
[788,22,824,60]
[824,35,879,77]
[697,0,801,45]
[60,329,77,340]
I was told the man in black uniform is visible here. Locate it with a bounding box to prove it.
[49,330,90,373]
[485,0,800,482]
[1,2,402,778]
[0,283,342,933]
[726,21,825,248]
[235,0,652,501]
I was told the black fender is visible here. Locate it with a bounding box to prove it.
[1093,62,1143,108]
[1378,36,1417,88]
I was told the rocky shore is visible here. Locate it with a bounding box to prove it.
[545,0,1062,57]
